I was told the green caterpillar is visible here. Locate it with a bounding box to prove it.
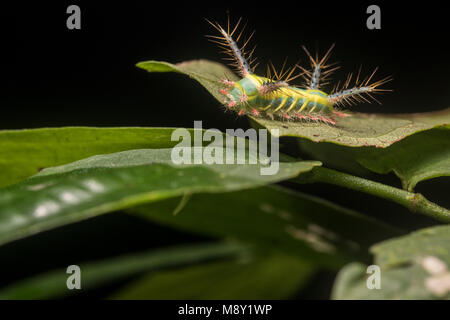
[207,18,392,125]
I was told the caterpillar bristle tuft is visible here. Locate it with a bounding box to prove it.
[208,17,392,125]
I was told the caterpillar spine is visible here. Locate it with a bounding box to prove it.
[206,18,392,125]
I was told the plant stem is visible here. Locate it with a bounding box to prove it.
[295,167,450,223]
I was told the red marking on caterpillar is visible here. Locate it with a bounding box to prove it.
[333,111,350,118]
[221,79,235,87]
[251,108,260,116]
[206,17,392,125]
[282,113,291,120]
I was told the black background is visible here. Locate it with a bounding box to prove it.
[4,1,450,131]
[1,1,450,299]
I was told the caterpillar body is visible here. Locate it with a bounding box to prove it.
[207,18,392,125]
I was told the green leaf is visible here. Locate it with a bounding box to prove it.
[371,225,450,267]
[111,251,313,300]
[254,111,450,148]
[136,60,239,102]
[129,185,402,269]
[332,225,450,299]
[0,127,195,188]
[0,149,319,246]
[0,242,248,299]
[352,128,450,191]
[331,262,436,300]
[137,60,450,148]
[300,128,450,191]
[298,138,373,177]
